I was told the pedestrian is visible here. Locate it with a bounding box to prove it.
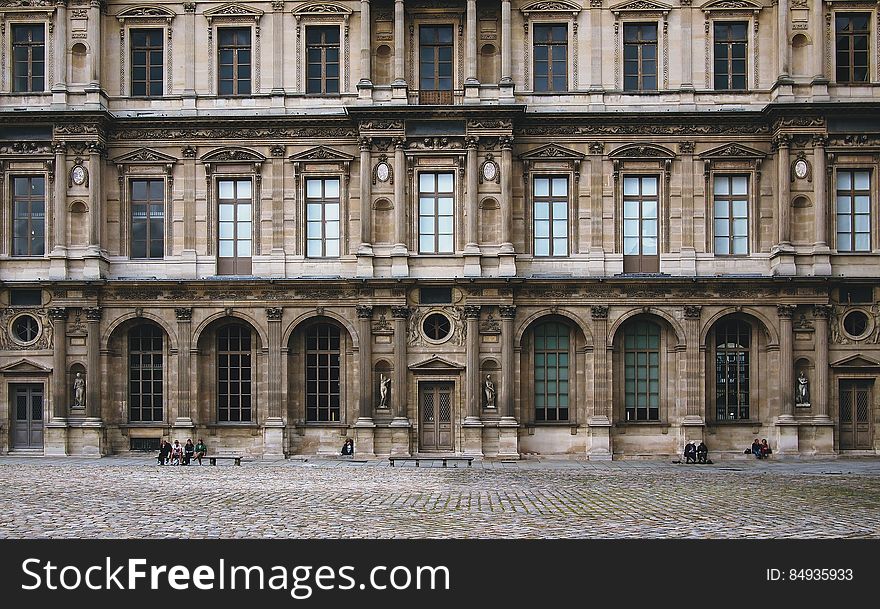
[684,441,697,464]
[157,439,171,466]
[696,441,708,464]
[183,438,195,465]
[194,438,207,465]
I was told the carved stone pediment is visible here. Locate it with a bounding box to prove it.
[610,0,673,16]
[292,2,353,16]
[288,146,355,163]
[700,0,764,13]
[113,148,178,165]
[830,354,880,368]
[519,143,585,161]
[0,0,56,10]
[200,147,266,163]
[408,355,466,373]
[116,6,176,21]
[203,3,263,22]
[699,143,766,160]
[609,143,676,159]
[0,358,51,374]
[520,0,583,16]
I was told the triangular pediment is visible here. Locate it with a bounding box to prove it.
[520,1,583,14]
[611,0,673,14]
[519,143,584,161]
[0,358,51,374]
[408,356,465,372]
[830,354,880,368]
[288,146,354,163]
[200,147,266,163]
[204,3,264,19]
[699,143,766,160]
[609,143,676,159]
[700,0,764,13]
[293,3,353,16]
[113,148,177,165]
[116,6,176,20]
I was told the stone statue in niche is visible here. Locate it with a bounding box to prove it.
[484,374,496,408]
[796,370,810,405]
[73,372,85,409]
[378,373,391,408]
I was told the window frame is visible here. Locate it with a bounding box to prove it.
[621,174,661,273]
[128,324,165,424]
[622,22,659,92]
[417,171,456,255]
[712,174,751,256]
[129,177,166,260]
[11,174,46,258]
[834,11,871,84]
[712,20,749,91]
[216,177,254,275]
[305,323,343,423]
[294,3,351,96]
[305,176,341,258]
[532,321,572,423]
[216,26,253,97]
[532,175,570,257]
[129,27,165,98]
[305,24,341,95]
[10,22,46,94]
[712,319,753,422]
[532,23,569,93]
[216,323,254,424]
[620,319,663,423]
[835,168,873,253]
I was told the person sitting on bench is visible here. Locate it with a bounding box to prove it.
[341,438,354,456]
[684,441,697,464]
[696,441,708,464]
[194,438,207,465]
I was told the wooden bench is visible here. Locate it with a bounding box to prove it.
[207,455,243,466]
[389,456,473,468]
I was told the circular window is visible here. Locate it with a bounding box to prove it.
[11,314,40,345]
[422,313,452,342]
[843,310,870,338]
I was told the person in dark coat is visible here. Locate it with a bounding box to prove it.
[684,441,697,464]
[157,439,172,465]
[751,438,764,459]
[341,438,354,456]
[183,439,195,465]
[696,441,708,464]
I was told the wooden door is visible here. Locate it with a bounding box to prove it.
[419,382,453,452]
[839,380,873,450]
[12,384,44,449]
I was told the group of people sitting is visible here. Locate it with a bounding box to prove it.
[683,441,710,464]
[157,438,207,466]
[749,438,772,459]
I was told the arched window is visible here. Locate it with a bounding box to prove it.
[534,322,570,422]
[306,324,341,422]
[624,321,660,421]
[217,324,252,422]
[129,325,163,422]
[715,320,751,421]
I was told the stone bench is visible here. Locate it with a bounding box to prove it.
[207,455,243,466]
[389,456,473,468]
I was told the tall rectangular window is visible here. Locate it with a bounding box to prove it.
[623,23,657,91]
[218,179,253,275]
[624,321,661,422]
[130,179,165,259]
[533,322,570,422]
[129,325,164,423]
[533,24,567,92]
[306,26,340,94]
[418,172,454,254]
[12,24,44,93]
[835,13,870,83]
[131,29,164,97]
[12,176,45,257]
[715,320,750,421]
[714,22,748,90]
[306,324,341,422]
[713,175,749,255]
[306,178,340,257]
[533,176,568,257]
[217,325,252,423]
[836,170,871,252]
[622,176,659,273]
[419,25,454,104]
[218,27,251,95]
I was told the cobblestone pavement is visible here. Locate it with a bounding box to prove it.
[1,456,879,539]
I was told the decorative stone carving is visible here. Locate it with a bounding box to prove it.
[355,305,373,319]
[591,305,609,319]
[499,305,517,319]
[266,307,283,321]
[484,375,496,408]
[73,372,86,409]
[84,307,102,322]
[378,373,391,408]
[683,306,702,319]
[795,370,810,405]
[777,305,796,319]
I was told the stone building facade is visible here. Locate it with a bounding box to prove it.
[0,0,878,459]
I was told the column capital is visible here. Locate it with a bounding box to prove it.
[811,134,828,148]
[356,305,374,319]
[182,146,197,159]
[465,136,480,149]
[679,141,696,155]
[499,305,517,319]
[683,305,702,319]
[588,141,605,155]
[183,1,196,12]
[591,305,609,320]
[359,137,373,152]
[499,136,514,150]
[393,137,407,150]
[813,304,833,319]
[175,307,193,321]
[272,1,284,11]
[777,304,797,319]
[266,307,283,321]
[772,134,791,150]
[52,141,67,154]
[463,305,482,319]
[84,307,102,322]
[391,305,411,319]
[49,307,69,321]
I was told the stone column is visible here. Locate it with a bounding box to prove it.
[500,0,513,97]
[499,136,516,276]
[175,308,193,422]
[88,0,102,88]
[264,307,285,458]
[680,5,693,90]
[84,307,101,419]
[464,136,481,276]
[357,0,373,97]
[683,306,704,422]
[775,304,799,454]
[813,135,828,248]
[270,147,285,256]
[271,1,285,99]
[498,304,518,457]
[588,306,611,459]
[50,142,69,280]
[464,0,479,99]
[813,305,832,421]
[391,0,407,99]
[777,0,790,81]
[183,3,196,99]
[87,142,103,253]
[389,305,411,455]
[357,137,374,264]
[49,308,68,420]
[354,305,377,455]
[53,0,68,94]
[811,0,825,83]
[391,137,409,276]
[589,3,601,91]
[462,305,484,456]
[680,142,696,275]
[775,135,791,246]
